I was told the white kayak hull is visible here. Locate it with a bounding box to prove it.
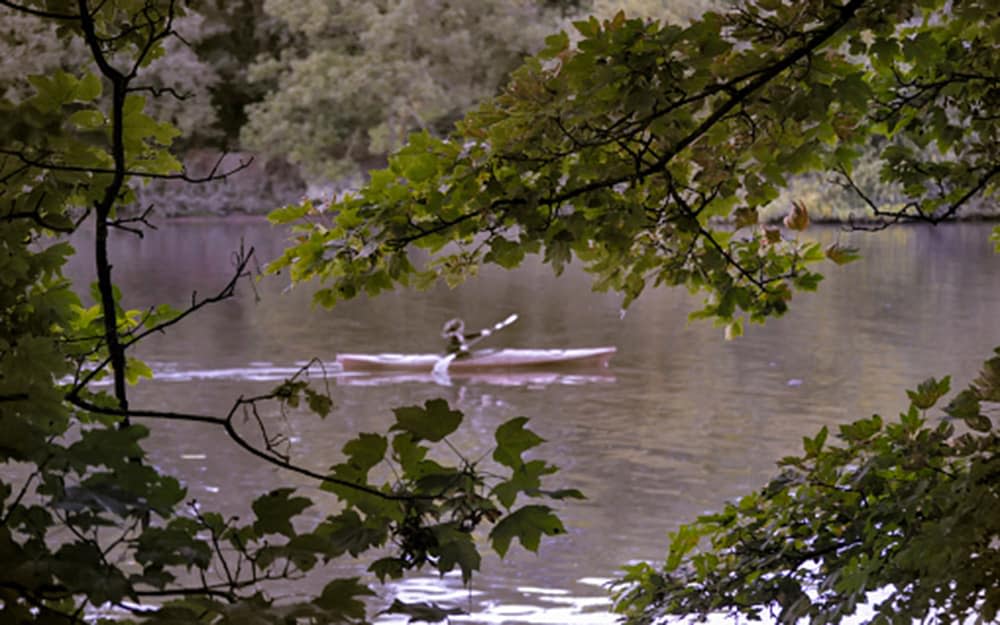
[336,347,616,372]
[337,371,616,387]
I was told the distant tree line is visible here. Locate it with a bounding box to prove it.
[0,0,719,194]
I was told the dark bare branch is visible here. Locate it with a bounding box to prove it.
[2,194,77,233]
[108,204,157,237]
[836,163,1000,229]
[66,390,428,502]
[67,245,253,395]
[0,148,255,183]
[126,84,194,101]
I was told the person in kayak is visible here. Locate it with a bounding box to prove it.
[441,318,481,356]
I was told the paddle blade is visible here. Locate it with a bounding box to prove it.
[432,353,457,376]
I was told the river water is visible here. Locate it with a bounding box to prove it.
[64,219,1000,623]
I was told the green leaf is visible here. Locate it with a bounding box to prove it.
[340,433,388,475]
[28,71,77,111]
[392,432,428,475]
[573,16,601,38]
[268,201,311,224]
[538,488,585,501]
[322,509,390,556]
[125,357,153,384]
[76,72,103,101]
[838,414,883,442]
[433,525,481,582]
[540,30,570,59]
[67,109,105,129]
[52,542,131,604]
[906,376,950,410]
[492,459,558,509]
[493,417,545,469]
[394,138,439,182]
[369,557,406,582]
[391,398,463,442]
[489,505,565,557]
[803,426,828,457]
[973,349,1000,401]
[314,577,374,621]
[485,236,527,269]
[665,523,704,572]
[135,525,212,570]
[834,72,873,112]
[825,243,861,265]
[381,599,465,623]
[944,389,990,431]
[252,488,312,537]
[305,387,333,418]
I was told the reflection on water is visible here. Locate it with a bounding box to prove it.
[62,219,1000,623]
[378,575,614,625]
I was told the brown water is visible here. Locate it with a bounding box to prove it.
[64,219,1000,623]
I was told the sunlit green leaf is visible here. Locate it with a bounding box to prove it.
[906,376,951,410]
[825,243,861,265]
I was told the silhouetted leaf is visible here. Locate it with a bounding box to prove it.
[314,577,374,621]
[392,399,462,442]
[252,489,312,537]
[381,599,465,624]
[493,417,544,469]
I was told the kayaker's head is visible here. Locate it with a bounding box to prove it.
[441,317,465,338]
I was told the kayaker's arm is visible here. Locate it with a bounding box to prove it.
[435,314,518,374]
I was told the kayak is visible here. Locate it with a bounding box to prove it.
[336,347,616,372]
[337,371,616,387]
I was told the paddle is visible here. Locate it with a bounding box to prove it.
[432,313,518,376]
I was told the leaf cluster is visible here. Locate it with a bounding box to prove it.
[613,348,1000,624]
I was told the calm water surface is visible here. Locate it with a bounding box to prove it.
[65,220,1000,623]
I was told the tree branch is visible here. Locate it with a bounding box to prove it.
[65,387,431,503]
[2,194,78,233]
[0,148,254,183]
[837,163,1000,229]
[67,244,252,395]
